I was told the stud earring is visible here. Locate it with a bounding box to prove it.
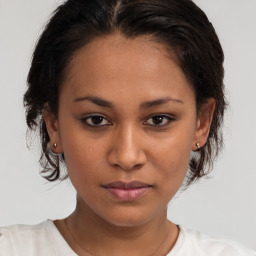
[196,142,200,150]
[47,142,61,156]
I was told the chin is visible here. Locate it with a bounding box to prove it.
[97,206,162,228]
[103,215,152,228]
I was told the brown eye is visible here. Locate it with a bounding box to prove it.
[82,115,111,127]
[145,115,173,126]
[152,116,165,125]
[91,116,104,125]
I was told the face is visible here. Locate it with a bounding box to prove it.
[45,33,213,227]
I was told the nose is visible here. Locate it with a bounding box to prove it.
[107,125,147,171]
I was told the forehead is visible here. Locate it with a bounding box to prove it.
[61,33,193,103]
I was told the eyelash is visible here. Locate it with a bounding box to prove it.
[81,114,111,127]
[80,114,175,128]
[144,114,175,127]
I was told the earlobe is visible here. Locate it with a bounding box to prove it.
[193,98,215,151]
[43,105,63,154]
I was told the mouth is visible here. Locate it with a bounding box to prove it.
[102,181,152,201]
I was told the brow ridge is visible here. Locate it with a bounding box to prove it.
[140,97,184,108]
[74,95,183,108]
[74,96,113,108]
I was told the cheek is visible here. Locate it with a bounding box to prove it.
[61,131,105,185]
[150,125,195,191]
[152,125,194,168]
[153,147,190,203]
[154,142,190,182]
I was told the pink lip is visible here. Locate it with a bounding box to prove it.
[103,181,152,201]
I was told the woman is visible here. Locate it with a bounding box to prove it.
[0,0,255,255]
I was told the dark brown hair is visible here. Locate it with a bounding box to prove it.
[24,0,226,185]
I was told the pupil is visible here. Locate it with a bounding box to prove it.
[153,116,163,125]
[92,116,103,125]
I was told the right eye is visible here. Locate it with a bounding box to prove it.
[81,115,112,127]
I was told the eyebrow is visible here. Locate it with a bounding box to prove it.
[74,96,183,108]
[140,97,183,108]
[74,96,113,108]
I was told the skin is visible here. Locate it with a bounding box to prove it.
[44,33,215,256]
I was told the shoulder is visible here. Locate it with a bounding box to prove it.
[0,220,57,256]
[168,226,256,256]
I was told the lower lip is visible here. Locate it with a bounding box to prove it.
[105,187,150,201]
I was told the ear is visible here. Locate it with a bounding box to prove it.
[192,98,215,151]
[43,104,63,154]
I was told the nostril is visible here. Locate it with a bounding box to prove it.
[112,160,145,171]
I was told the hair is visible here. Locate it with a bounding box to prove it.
[24,0,226,186]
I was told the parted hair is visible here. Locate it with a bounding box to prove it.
[24,0,226,185]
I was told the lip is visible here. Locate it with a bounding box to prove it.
[103,181,152,201]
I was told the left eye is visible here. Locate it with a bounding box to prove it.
[82,115,111,127]
[145,115,173,126]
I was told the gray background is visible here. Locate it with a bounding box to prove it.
[0,0,255,250]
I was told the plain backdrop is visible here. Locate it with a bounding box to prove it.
[0,0,255,250]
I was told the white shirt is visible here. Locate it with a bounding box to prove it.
[0,220,255,256]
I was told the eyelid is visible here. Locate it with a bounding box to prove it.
[79,113,175,128]
[143,113,175,127]
[80,113,112,127]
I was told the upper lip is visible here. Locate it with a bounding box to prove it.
[103,181,151,189]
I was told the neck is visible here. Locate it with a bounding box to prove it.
[56,195,179,256]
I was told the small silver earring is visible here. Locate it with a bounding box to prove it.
[53,143,57,149]
[196,142,200,150]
